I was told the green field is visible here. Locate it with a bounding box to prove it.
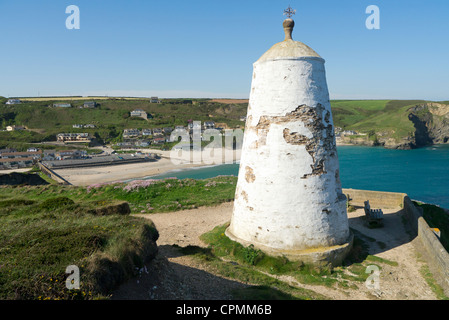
[331,100,429,139]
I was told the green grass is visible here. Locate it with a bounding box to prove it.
[177,244,325,300]
[0,175,236,299]
[0,175,238,215]
[82,176,238,213]
[173,224,400,299]
[0,188,158,300]
[419,264,449,300]
[331,99,433,143]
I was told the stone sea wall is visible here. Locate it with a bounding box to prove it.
[342,188,406,209]
[403,195,449,291]
[345,188,449,292]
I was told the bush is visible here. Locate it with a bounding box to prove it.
[89,201,131,216]
[38,197,75,210]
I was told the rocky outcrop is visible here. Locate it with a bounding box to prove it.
[408,103,449,148]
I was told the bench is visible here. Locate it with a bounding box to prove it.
[364,200,384,227]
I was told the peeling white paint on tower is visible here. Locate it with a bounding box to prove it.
[226,17,352,266]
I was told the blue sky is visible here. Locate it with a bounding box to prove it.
[1,0,448,100]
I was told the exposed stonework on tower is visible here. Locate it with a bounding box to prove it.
[245,166,256,183]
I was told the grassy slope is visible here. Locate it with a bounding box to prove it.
[0,180,159,300]
[331,99,430,142]
[0,174,236,300]
[0,98,248,150]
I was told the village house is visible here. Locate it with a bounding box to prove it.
[0,148,17,154]
[53,103,72,108]
[130,109,148,120]
[0,150,42,170]
[0,157,35,170]
[123,129,141,138]
[137,141,150,147]
[6,125,25,131]
[83,101,96,108]
[42,150,56,161]
[56,133,90,143]
[0,150,42,160]
[150,97,159,103]
[73,124,95,129]
[5,99,21,105]
[152,128,164,137]
[115,142,136,149]
[204,121,215,129]
[152,137,166,145]
[55,150,86,160]
[188,122,202,130]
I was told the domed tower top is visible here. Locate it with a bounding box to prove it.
[256,7,322,63]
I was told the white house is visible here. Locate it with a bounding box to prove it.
[53,103,72,108]
[6,125,25,131]
[5,99,21,105]
[130,109,148,120]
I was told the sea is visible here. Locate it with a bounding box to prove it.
[144,145,449,209]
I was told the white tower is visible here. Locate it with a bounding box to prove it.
[226,13,352,266]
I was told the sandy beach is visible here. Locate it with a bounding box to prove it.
[3,141,351,186]
[53,147,241,186]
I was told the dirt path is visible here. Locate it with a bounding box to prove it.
[111,202,438,300]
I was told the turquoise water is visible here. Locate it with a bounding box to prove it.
[148,145,449,209]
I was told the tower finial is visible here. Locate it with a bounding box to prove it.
[283,5,296,19]
[283,5,296,40]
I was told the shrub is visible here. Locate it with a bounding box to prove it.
[38,197,75,210]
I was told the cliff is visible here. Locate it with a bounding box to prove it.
[334,101,449,149]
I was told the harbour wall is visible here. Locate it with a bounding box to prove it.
[38,162,71,185]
